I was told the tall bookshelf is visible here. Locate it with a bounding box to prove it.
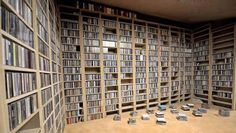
[102,16,119,115]
[159,26,170,105]
[184,30,193,101]
[193,25,210,103]
[170,28,180,104]
[0,0,64,133]
[179,30,185,102]
[148,24,159,108]
[211,24,234,108]
[119,19,134,112]
[2,0,236,132]
[58,0,197,122]
[83,14,103,121]
[60,13,83,124]
[192,23,236,109]
[134,21,148,110]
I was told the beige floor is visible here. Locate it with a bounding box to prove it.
[64,103,236,133]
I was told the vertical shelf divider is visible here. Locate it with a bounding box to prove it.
[233,24,236,109]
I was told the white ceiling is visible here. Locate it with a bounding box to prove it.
[92,0,236,23]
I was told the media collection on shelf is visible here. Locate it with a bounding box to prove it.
[5,71,36,99]
[8,94,38,130]
[170,32,180,99]
[184,34,193,97]
[1,0,65,132]
[1,6,34,48]
[211,25,234,105]
[193,37,210,98]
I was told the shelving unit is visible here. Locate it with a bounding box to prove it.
[184,30,193,101]
[61,14,83,124]
[102,17,119,115]
[193,25,210,103]
[178,30,185,102]
[83,14,103,121]
[0,0,64,133]
[159,26,170,105]
[57,0,198,122]
[148,24,159,108]
[134,22,148,110]
[2,1,236,132]
[211,24,234,108]
[170,28,180,104]
[119,20,134,112]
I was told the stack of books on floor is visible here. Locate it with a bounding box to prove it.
[176,113,188,121]
[155,111,166,125]
[156,118,166,125]
[158,105,167,111]
[170,109,179,114]
[186,103,194,108]
[130,111,138,117]
[219,108,230,117]
[141,114,150,120]
[113,114,121,121]
[181,105,190,111]
[192,110,203,117]
[198,108,207,113]
[128,118,136,125]
[169,104,176,109]
[155,112,164,118]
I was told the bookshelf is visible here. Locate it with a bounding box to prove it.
[2,1,236,132]
[83,14,103,121]
[193,25,210,103]
[179,30,185,102]
[0,0,64,133]
[192,23,236,109]
[159,26,170,105]
[148,24,159,108]
[102,17,119,115]
[134,21,148,110]
[61,14,83,124]
[211,24,234,108]
[184,30,193,101]
[119,19,134,112]
[170,28,180,104]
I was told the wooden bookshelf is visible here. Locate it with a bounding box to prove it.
[211,24,234,109]
[170,28,180,104]
[119,19,134,112]
[192,23,236,109]
[160,26,170,105]
[148,24,159,108]
[193,24,210,103]
[184,30,193,101]
[58,1,196,123]
[0,0,64,133]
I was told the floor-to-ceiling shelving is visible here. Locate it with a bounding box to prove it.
[2,1,236,132]
[193,25,210,103]
[0,0,64,133]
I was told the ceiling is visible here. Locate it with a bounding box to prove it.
[92,0,236,23]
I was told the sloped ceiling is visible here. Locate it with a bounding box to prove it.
[92,0,236,23]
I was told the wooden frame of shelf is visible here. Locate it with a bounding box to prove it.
[233,24,236,109]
